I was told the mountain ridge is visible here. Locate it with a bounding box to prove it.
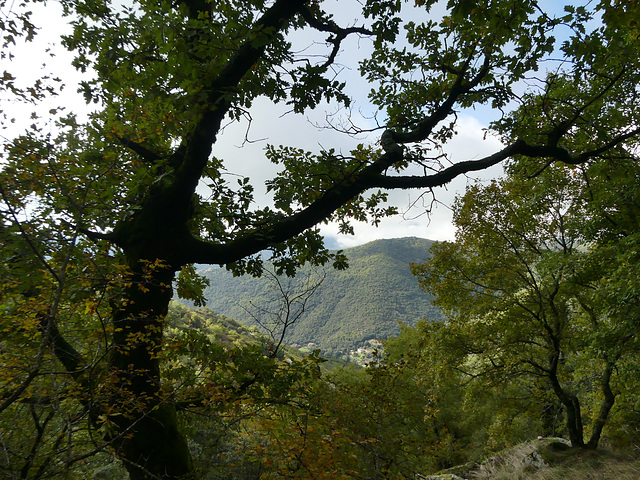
[194,237,441,358]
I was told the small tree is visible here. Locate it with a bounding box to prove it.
[412,162,640,449]
[243,267,326,358]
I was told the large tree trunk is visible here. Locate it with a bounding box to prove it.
[107,261,195,480]
[586,362,616,449]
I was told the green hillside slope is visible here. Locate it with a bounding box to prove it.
[167,301,346,368]
[194,237,440,358]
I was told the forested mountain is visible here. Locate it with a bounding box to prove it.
[193,237,441,357]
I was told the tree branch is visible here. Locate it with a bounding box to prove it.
[0,369,40,413]
[38,313,88,383]
[183,143,404,264]
[172,0,310,202]
[115,135,163,163]
[389,53,491,145]
[369,140,525,189]
[183,117,640,266]
[511,126,640,165]
[299,6,373,68]
[547,68,627,146]
[80,227,117,242]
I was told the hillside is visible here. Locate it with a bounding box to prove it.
[193,237,440,358]
[166,301,309,362]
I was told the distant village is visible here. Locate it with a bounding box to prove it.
[291,339,384,365]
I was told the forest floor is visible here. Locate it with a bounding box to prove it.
[425,437,640,480]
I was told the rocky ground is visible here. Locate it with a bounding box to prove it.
[421,437,640,480]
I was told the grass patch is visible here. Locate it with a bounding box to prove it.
[464,438,640,480]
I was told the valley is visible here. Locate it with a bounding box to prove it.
[186,237,442,361]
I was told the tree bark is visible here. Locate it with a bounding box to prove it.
[546,350,585,448]
[586,362,616,449]
[564,394,585,448]
[107,261,195,479]
[549,377,584,447]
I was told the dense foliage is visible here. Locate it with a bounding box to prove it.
[410,159,640,451]
[1,0,639,478]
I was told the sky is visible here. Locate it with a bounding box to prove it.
[2,0,514,250]
[211,100,505,248]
